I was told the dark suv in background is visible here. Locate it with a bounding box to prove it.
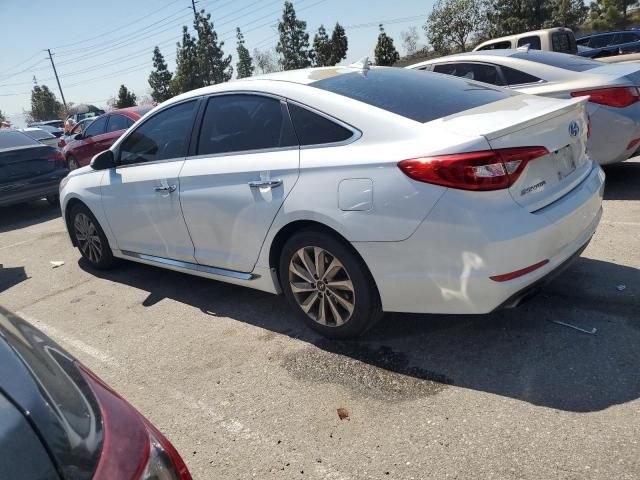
[577,30,640,58]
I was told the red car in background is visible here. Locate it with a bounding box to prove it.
[63,106,152,170]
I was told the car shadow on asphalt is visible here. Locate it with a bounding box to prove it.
[79,254,639,414]
[0,201,61,233]
[603,159,640,201]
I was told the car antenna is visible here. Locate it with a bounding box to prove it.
[349,56,371,70]
[516,43,531,53]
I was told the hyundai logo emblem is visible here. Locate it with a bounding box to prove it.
[569,121,580,137]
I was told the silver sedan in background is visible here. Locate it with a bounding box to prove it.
[409,50,640,165]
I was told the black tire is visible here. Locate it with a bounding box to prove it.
[69,203,116,270]
[279,229,382,339]
[46,194,59,206]
[67,155,80,171]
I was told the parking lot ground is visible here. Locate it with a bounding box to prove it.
[1,159,639,480]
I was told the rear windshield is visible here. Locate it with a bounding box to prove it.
[310,68,512,123]
[22,129,55,140]
[511,51,602,72]
[0,130,40,149]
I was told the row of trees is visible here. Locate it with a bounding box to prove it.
[426,0,637,55]
[147,2,401,102]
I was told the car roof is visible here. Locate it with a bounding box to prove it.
[108,105,153,118]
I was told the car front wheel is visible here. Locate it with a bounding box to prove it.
[70,204,115,269]
[279,229,382,339]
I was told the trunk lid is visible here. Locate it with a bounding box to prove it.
[0,145,62,187]
[431,94,591,211]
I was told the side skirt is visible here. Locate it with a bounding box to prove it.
[112,249,281,294]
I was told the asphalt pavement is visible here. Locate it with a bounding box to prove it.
[0,159,638,480]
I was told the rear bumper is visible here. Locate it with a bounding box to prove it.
[354,162,605,314]
[0,180,63,207]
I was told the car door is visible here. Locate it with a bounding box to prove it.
[179,93,300,273]
[100,100,199,262]
[72,115,108,166]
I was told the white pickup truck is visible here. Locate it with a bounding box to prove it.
[474,27,578,54]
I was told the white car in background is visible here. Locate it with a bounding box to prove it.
[409,50,640,165]
[60,66,604,338]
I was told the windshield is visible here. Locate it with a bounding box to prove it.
[510,51,603,72]
[310,68,512,123]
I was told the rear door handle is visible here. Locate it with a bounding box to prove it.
[154,184,177,193]
[248,179,283,189]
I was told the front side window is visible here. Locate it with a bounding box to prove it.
[83,116,107,138]
[106,114,132,133]
[287,103,353,146]
[433,63,503,86]
[197,94,296,156]
[119,100,197,166]
[517,36,542,50]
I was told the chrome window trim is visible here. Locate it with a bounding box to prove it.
[121,250,255,280]
[186,144,299,161]
[285,99,362,150]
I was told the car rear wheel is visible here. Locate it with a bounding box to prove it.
[279,229,382,339]
[70,204,115,269]
[67,155,79,171]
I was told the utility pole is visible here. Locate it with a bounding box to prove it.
[46,49,67,112]
[191,0,198,18]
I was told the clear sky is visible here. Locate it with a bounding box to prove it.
[0,0,433,127]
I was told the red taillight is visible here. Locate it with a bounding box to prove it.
[58,138,66,148]
[489,259,549,282]
[78,365,192,480]
[627,137,640,150]
[397,147,549,191]
[571,86,640,108]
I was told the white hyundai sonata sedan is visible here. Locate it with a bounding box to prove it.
[60,66,605,338]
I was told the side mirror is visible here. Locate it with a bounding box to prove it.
[73,133,83,140]
[90,150,116,170]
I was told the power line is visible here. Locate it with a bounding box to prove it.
[52,0,181,50]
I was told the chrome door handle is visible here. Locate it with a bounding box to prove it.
[154,185,177,193]
[248,179,282,189]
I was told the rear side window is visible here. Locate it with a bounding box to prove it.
[589,34,614,49]
[106,114,132,133]
[311,68,511,123]
[479,40,512,50]
[287,103,353,146]
[501,66,542,85]
[552,32,576,53]
[197,94,297,156]
[83,116,107,137]
[22,129,55,140]
[511,51,601,72]
[0,131,39,148]
[517,36,542,50]
[119,100,197,165]
[433,63,503,86]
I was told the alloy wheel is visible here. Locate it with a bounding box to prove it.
[74,213,103,264]
[288,246,355,327]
